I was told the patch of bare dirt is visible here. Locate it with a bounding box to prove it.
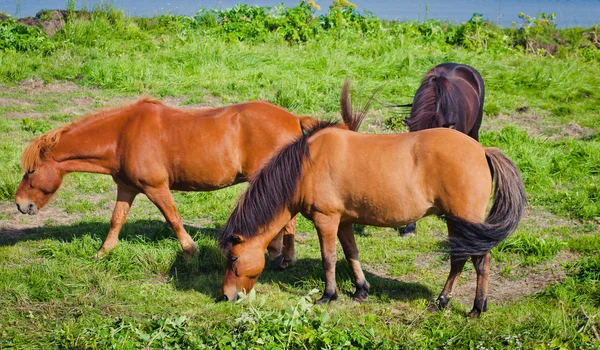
[521,207,571,230]
[0,98,35,108]
[453,250,578,304]
[0,203,81,240]
[483,112,596,140]
[3,112,44,119]
[20,80,80,94]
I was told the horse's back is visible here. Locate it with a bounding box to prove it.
[303,128,491,225]
[118,100,305,190]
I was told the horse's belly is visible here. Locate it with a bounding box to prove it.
[170,172,242,191]
[342,195,431,227]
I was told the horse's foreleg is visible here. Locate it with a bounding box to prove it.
[314,214,341,304]
[267,216,297,270]
[337,222,370,301]
[400,221,417,236]
[468,252,490,318]
[429,256,467,311]
[94,187,137,259]
[144,186,198,261]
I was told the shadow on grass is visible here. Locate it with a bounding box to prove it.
[0,219,434,303]
[0,219,218,246]
[170,252,433,302]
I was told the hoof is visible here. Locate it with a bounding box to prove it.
[352,289,368,302]
[468,299,487,317]
[399,229,415,237]
[271,255,287,270]
[92,249,109,259]
[427,302,441,313]
[427,296,450,312]
[183,242,200,262]
[316,292,338,304]
[437,295,450,309]
[400,223,416,237]
[467,308,482,318]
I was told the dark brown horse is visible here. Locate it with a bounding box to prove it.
[15,98,357,264]
[220,91,526,318]
[401,62,485,236]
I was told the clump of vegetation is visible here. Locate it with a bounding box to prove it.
[51,289,388,348]
[0,13,55,53]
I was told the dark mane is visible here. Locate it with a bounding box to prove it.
[404,69,466,132]
[219,120,340,249]
[219,80,375,250]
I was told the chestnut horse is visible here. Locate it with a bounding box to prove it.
[401,62,485,236]
[15,98,356,264]
[220,98,525,317]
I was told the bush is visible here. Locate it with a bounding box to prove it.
[0,15,55,53]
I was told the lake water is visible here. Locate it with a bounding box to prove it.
[2,0,599,28]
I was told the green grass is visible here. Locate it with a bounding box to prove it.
[0,4,599,349]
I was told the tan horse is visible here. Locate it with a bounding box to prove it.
[220,95,526,317]
[15,98,357,263]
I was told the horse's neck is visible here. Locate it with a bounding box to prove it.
[256,209,295,249]
[52,120,121,175]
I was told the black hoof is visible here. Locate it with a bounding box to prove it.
[270,255,287,270]
[468,299,487,317]
[438,295,450,309]
[400,223,416,237]
[316,292,338,304]
[353,289,368,302]
[467,308,482,318]
[427,295,450,312]
[427,302,441,313]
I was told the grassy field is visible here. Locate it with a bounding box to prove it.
[1,3,599,349]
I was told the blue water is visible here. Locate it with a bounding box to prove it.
[2,0,599,28]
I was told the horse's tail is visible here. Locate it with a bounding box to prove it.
[340,80,376,132]
[445,148,527,259]
[404,68,463,132]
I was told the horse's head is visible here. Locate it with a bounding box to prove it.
[222,233,269,301]
[16,132,65,215]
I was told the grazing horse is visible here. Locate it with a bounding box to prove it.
[401,62,485,236]
[15,98,358,264]
[219,92,525,317]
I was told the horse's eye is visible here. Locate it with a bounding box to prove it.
[27,169,36,174]
[230,256,238,263]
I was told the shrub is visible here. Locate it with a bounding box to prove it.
[0,15,55,53]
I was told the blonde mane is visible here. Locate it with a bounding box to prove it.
[21,98,163,173]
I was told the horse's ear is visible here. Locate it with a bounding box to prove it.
[230,234,245,245]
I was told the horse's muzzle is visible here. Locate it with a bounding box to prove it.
[16,202,38,215]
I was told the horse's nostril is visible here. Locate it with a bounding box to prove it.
[221,294,229,302]
[16,203,21,211]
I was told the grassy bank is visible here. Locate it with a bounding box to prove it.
[0,3,599,349]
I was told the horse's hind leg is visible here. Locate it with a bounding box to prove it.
[468,252,491,318]
[429,255,467,312]
[144,186,199,261]
[94,186,137,259]
[429,224,467,311]
[338,222,370,301]
[266,216,297,270]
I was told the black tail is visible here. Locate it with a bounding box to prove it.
[445,148,527,259]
